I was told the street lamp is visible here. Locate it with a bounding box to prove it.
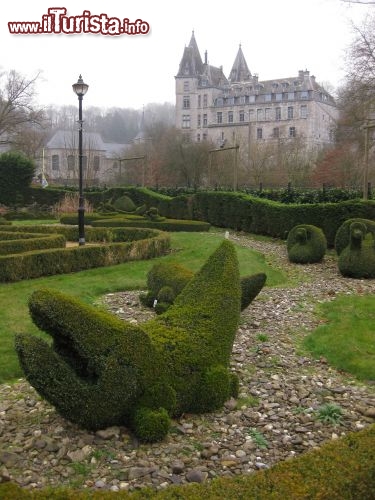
[72,75,89,245]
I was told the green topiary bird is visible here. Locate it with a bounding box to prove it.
[15,240,242,442]
[338,221,375,278]
[287,224,327,264]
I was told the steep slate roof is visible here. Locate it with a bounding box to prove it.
[177,31,204,77]
[229,45,251,83]
[46,130,129,158]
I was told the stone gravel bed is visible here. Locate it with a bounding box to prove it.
[1,232,375,492]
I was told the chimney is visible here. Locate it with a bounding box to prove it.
[204,50,208,64]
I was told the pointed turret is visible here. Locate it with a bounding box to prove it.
[176,31,204,77]
[229,45,251,83]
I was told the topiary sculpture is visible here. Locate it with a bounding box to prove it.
[338,221,375,278]
[15,240,242,442]
[287,224,327,264]
[140,261,266,314]
[335,218,375,256]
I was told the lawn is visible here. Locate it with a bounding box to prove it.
[304,294,375,381]
[0,230,286,383]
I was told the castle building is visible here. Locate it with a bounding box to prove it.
[175,32,338,151]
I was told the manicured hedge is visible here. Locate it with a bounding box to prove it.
[1,424,374,499]
[335,217,375,255]
[91,218,211,232]
[191,192,375,247]
[0,228,170,282]
[0,233,66,255]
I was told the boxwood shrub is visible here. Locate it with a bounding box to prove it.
[337,220,375,278]
[92,218,211,232]
[0,233,66,255]
[0,228,170,282]
[335,217,375,255]
[287,224,327,264]
[16,240,242,440]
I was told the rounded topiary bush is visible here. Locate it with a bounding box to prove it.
[287,224,327,264]
[240,273,267,310]
[132,407,171,442]
[112,195,136,212]
[338,221,375,278]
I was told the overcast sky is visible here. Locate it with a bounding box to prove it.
[1,0,372,111]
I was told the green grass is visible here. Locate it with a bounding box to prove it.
[304,294,375,381]
[0,230,286,384]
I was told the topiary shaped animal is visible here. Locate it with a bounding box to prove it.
[112,195,136,213]
[338,221,375,278]
[140,261,266,314]
[15,240,242,442]
[335,218,375,256]
[287,224,327,264]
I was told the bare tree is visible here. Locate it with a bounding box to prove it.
[0,70,44,145]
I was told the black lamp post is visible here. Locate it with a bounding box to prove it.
[72,75,89,245]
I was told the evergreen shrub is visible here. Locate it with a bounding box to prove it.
[287,224,327,263]
[337,220,375,278]
[334,217,375,255]
[112,195,136,212]
[92,218,211,232]
[0,233,66,255]
[16,240,242,440]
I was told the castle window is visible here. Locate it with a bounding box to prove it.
[276,107,281,120]
[203,94,208,107]
[265,94,272,102]
[265,108,271,120]
[288,92,295,100]
[67,155,75,170]
[257,109,263,121]
[239,95,246,104]
[197,114,201,127]
[249,95,256,103]
[301,90,309,99]
[239,110,245,122]
[217,112,223,124]
[182,114,190,128]
[197,133,201,142]
[216,97,224,107]
[203,114,208,126]
[198,95,201,107]
[289,126,296,137]
[288,106,294,119]
[183,96,190,109]
[52,154,59,170]
[275,93,282,101]
[257,128,263,139]
[227,97,234,105]
[93,156,100,172]
[183,81,190,91]
[273,127,280,138]
[203,133,207,140]
[228,111,234,123]
[300,105,307,118]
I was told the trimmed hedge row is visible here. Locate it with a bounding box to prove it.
[0,224,111,242]
[0,233,66,255]
[191,192,375,247]
[91,218,211,232]
[1,424,374,499]
[0,228,170,282]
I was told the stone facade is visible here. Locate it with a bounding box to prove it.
[38,130,129,186]
[175,33,338,152]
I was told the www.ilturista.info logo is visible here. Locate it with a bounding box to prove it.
[8,8,150,36]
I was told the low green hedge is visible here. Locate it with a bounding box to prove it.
[91,218,211,232]
[1,424,374,499]
[59,213,145,225]
[0,233,66,255]
[0,228,170,282]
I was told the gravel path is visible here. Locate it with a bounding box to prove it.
[1,232,375,492]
